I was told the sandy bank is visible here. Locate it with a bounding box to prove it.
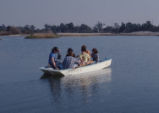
[58,32,159,36]
[58,33,113,36]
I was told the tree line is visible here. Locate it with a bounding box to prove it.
[0,21,159,35]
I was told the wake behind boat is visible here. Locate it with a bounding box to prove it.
[40,58,112,76]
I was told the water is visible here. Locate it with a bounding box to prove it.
[0,36,159,113]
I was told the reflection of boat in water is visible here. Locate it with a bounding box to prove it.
[63,68,112,86]
[40,58,112,76]
[47,68,112,103]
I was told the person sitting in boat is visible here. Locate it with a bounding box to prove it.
[91,48,99,62]
[63,48,80,69]
[80,45,92,66]
[48,47,62,69]
[81,45,91,56]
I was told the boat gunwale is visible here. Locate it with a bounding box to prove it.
[40,58,112,73]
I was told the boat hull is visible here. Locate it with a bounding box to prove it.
[40,58,112,76]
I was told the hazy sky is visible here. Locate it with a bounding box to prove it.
[0,0,159,28]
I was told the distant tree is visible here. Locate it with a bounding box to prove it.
[79,24,92,33]
[73,26,80,32]
[125,22,134,32]
[65,23,74,32]
[0,24,6,32]
[44,24,52,32]
[30,25,35,31]
[6,26,21,34]
[103,26,114,33]
[59,23,65,32]
[51,25,57,33]
[119,23,126,33]
[94,22,105,33]
[142,21,154,31]
[113,23,120,33]
[22,25,31,34]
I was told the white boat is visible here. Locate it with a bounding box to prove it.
[40,58,112,76]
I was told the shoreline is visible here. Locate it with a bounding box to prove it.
[58,32,159,36]
[0,32,159,38]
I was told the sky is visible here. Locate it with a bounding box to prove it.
[0,0,159,28]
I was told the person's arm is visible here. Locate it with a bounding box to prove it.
[62,57,66,69]
[79,55,84,66]
[57,52,61,59]
[87,54,93,64]
[87,50,91,56]
[74,58,80,66]
[52,57,58,69]
[96,54,99,62]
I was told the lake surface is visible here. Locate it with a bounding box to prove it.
[0,36,159,113]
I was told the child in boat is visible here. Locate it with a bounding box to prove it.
[48,47,62,69]
[63,48,80,69]
[91,48,99,62]
[80,45,92,66]
[81,45,91,56]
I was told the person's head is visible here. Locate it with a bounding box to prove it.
[67,48,74,56]
[92,48,98,54]
[52,47,59,53]
[81,45,87,52]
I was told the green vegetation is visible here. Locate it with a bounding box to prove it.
[1,21,159,36]
[25,33,59,39]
